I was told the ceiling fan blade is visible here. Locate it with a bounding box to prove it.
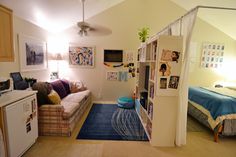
[87,24,112,36]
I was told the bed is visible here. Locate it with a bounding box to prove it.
[188,86,236,142]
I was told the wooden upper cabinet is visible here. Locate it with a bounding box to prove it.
[0,4,14,62]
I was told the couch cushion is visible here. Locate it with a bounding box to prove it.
[61,90,91,119]
[61,101,81,119]
[62,90,90,103]
[50,80,68,99]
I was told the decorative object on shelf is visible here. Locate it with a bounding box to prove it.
[106,71,119,81]
[69,44,95,68]
[200,42,224,68]
[18,34,47,71]
[138,27,150,43]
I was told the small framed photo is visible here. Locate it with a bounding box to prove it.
[160,78,167,89]
[69,44,95,68]
[106,71,119,81]
[168,76,180,89]
[50,72,58,80]
[18,34,47,71]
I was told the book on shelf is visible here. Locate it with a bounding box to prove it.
[149,84,154,99]
[151,42,157,60]
[146,119,152,138]
[148,102,153,120]
[150,64,155,80]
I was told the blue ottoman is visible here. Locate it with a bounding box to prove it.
[117,97,134,109]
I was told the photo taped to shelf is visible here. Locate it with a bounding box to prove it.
[161,49,180,63]
[168,76,179,89]
[160,78,167,89]
[159,62,171,76]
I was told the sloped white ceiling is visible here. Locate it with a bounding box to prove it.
[170,0,236,40]
[1,0,236,39]
[0,0,125,33]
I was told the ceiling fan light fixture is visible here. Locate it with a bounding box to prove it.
[78,29,87,36]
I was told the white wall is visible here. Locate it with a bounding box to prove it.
[189,17,236,87]
[57,0,186,101]
[2,0,235,101]
[0,15,52,81]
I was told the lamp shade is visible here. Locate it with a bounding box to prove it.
[48,53,63,60]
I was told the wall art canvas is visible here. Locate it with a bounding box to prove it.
[69,45,95,68]
[19,34,47,71]
[201,42,224,68]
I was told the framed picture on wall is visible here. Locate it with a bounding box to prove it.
[69,44,95,68]
[18,34,47,71]
[200,42,224,69]
[106,71,119,81]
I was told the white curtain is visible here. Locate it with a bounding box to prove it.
[175,8,198,146]
[156,8,198,146]
[0,128,5,157]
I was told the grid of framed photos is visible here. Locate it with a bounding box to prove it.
[201,43,224,68]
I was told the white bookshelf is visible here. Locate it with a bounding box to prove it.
[135,35,183,146]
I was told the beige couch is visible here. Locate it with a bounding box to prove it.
[37,85,92,136]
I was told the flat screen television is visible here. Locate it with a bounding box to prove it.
[104,49,123,62]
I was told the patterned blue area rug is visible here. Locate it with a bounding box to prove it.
[77,104,148,141]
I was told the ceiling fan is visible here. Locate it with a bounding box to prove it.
[77,0,90,36]
[76,0,112,36]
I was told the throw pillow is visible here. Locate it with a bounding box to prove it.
[32,82,53,106]
[50,80,68,99]
[61,79,71,95]
[70,81,87,93]
[48,90,61,104]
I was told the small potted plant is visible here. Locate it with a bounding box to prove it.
[138,27,150,43]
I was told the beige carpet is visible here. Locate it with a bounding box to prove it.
[187,115,207,132]
[23,106,236,157]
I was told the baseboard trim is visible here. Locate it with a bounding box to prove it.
[92,101,117,104]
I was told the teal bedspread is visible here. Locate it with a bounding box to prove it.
[188,87,236,120]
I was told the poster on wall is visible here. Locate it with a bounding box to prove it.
[200,42,224,68]
[168,76,180,89]
[158,62,171,76]
[155,35,183,97]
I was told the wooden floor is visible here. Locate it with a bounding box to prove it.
[23,105,236,157]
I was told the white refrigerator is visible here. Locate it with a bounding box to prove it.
[3,95,38,157]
